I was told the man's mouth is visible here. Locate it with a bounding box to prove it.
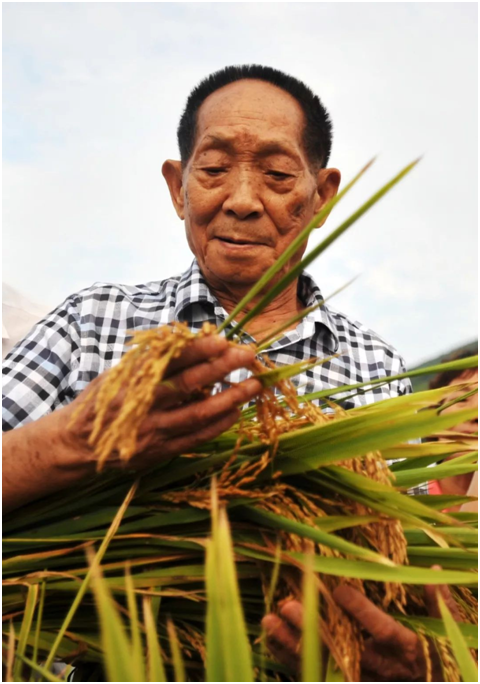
[214,236,265,246]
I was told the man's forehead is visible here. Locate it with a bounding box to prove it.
[194,130,303,159]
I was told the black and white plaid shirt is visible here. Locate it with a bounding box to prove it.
[3,258,412,424]
[2,260,427,493]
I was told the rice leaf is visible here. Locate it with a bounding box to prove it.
[404,527,478,547]
[302,356,478,404]
[43,479,138,671]
[301,555,322,682]
[414,494,477,510]
[124,565,145,682]
[407,547,478,570]
[275,406,478,477]
[14,653,64,682]
[13,583,38,681]
[388,442,477,471]
[241,507,395,565]
[167,618,186,682]
[143,596,167,682]
[89,550,138,682]
[6,621,15,683]
[393,615,478,649]
[438,593,478,682]
[287,552,476,585]
[31,580,46,681]
[314,515,380,532]
[394,462,477,490]
[206,484,254,682]
[256,355,338,388]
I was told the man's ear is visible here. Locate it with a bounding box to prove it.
[162,160,185,220]
[314,168,341,227]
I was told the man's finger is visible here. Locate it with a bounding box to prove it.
[156,346,258,407]
[332,585,418,648]
[162,409,241,455]
[146,378,261,435]
[262,614,301,671]
[164,335,230,376]
[279,600,304,633]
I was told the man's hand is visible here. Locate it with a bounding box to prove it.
[262,580,462,682]
[63,334,261,470]
[3,335,261,510]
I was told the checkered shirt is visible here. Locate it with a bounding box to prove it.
[2,260,426,494]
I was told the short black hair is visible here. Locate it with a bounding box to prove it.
[177,64,333,170]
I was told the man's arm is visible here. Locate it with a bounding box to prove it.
[3,336,261,512]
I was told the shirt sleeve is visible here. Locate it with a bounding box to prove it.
[2,295,82,431]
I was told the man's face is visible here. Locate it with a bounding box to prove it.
[164,79,340,290]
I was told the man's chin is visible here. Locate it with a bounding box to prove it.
[203,249,276,289]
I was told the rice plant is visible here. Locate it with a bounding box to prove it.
[2,160,478,682]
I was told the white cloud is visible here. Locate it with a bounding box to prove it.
[2,2,477,366]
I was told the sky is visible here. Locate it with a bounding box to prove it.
[2,2,478,368]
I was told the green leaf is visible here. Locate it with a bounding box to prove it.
[394,460,478,490]
[143,596,167,682]
[167,618,186,683]
[124,565,145,682]
[302,355,478,404]
[15,653,65,682]
[6,621,15,683]
[31,580,46,681]
[302,555,322,682]
[438,593,478,682]
[404,527,478,547]
[314,514,381,532]
[90,554,138,682]
[13,583,38,681]
[241,507,394,565]
[406,547,477,570]
[43,480,138,671]
[256,355,338,388]
[206,486,254,682]
[393,615,478,649]
[287,551,476,585]
[275,406,478,476]
[414,494,477,510]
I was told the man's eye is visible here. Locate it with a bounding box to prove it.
[203,167,226,175]
[267,170,292,180]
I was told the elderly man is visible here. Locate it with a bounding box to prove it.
[3,65,445,681]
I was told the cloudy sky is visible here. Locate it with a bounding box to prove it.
[3,2,477,367]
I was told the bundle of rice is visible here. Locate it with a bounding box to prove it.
[3,160,478,682]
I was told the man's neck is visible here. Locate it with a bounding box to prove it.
[207,279,303,341]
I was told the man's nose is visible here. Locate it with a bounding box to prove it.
[222,172,264,220]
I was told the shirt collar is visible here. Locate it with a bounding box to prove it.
[174,260,225,321]
[174,259,339,352]
[297,271,340,352]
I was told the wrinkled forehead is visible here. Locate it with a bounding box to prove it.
[194,79,307,155]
